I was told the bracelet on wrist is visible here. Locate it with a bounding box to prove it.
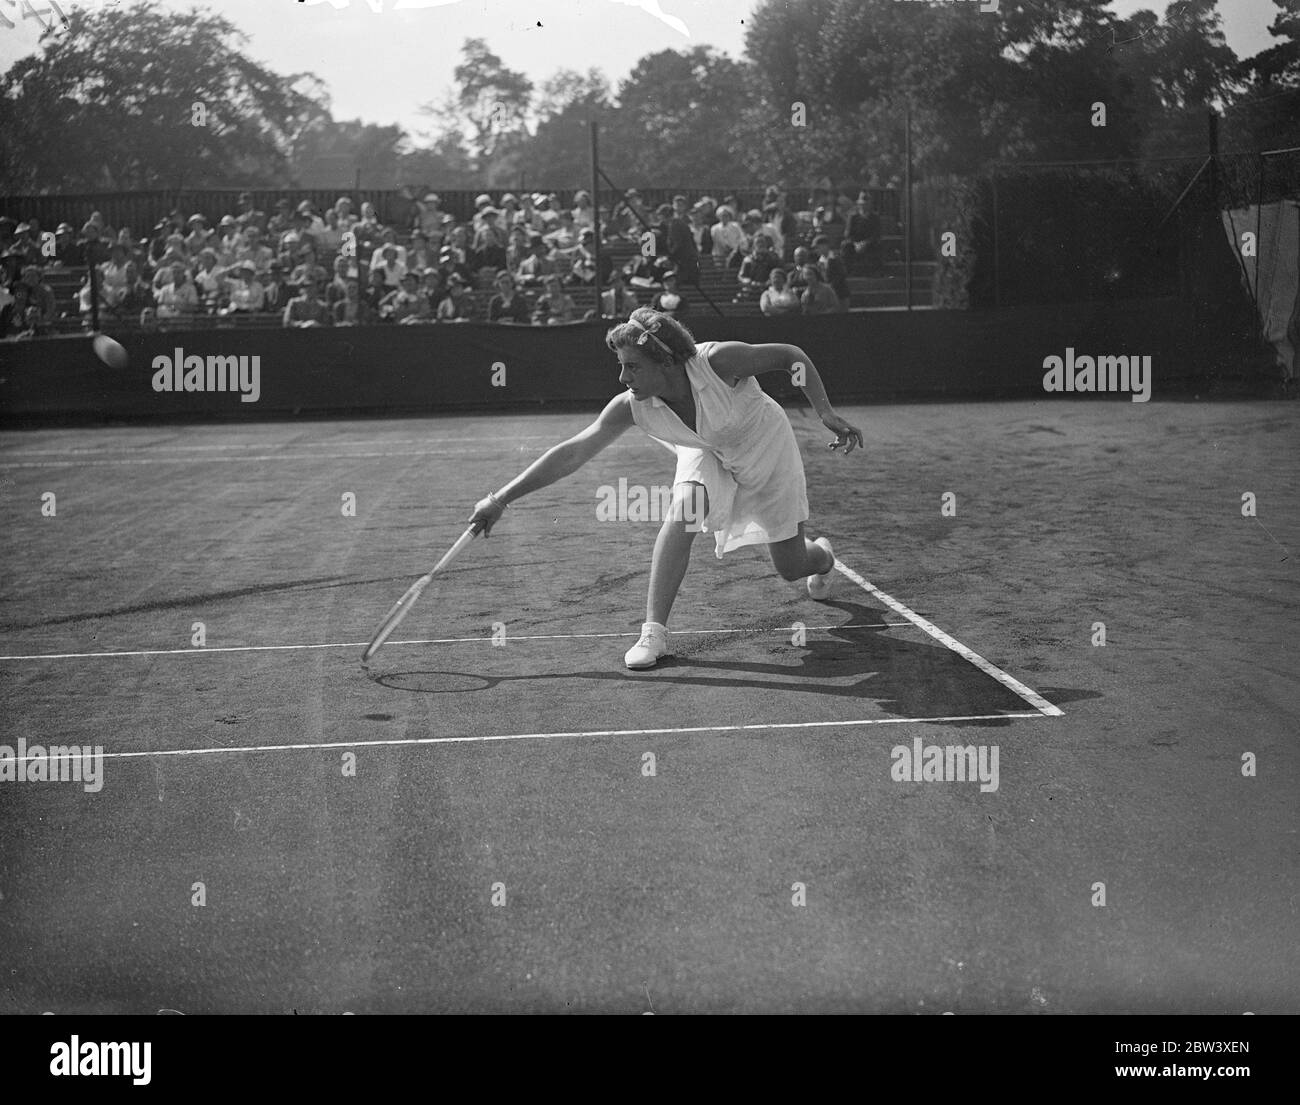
[487,491,508,509]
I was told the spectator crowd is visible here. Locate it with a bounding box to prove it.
[0,184,887,337]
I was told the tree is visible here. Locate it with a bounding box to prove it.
[737,0,1246,183]
[0,1,329,192]
[291,118,408,189]
[1230,0,1300,152]
[418,38,533,174]
[516,69,613,189]
[600,47,751,186]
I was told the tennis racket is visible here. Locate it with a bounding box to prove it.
[360,521,483,669]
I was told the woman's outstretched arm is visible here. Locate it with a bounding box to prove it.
[468,391,636,534]
[709,341,864,455]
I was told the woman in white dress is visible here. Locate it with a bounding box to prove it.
[468,308,864,669]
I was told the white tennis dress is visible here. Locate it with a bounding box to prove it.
[630,340,810,558]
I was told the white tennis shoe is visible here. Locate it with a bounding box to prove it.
[625,621,672,669]
[806,537,836,600]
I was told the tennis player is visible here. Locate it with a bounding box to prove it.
[468,308,864,669]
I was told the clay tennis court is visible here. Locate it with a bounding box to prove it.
[0,398,1296,1013]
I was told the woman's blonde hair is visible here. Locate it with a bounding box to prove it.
[604,307,697,365]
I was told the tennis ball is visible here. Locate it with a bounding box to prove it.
[92,333,129,368]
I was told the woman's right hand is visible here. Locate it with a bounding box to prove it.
[469,494,507,536]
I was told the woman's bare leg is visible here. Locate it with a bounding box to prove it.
[645,481,708,624]
[767,522,833,582]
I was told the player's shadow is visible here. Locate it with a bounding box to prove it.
[375,598,1097,727]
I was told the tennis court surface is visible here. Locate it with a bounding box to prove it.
[1,399,1296,1012]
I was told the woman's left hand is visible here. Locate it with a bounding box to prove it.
[822,411,864,455]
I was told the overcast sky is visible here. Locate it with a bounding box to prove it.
[0,0,1284,138]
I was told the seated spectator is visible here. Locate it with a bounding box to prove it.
[333,278,373,326]
[662,202,700,285]
[283,267,331,327]
[532,273,577,325]
[316,209,345,261]
[736,234,780,299]
[599,270,639,319]
[120,262,153,317]
[688,205,713,256]
[278,210,319,260]
[407,231,438,273]
[787,246,814,291]
[235,227,274,275]
[52,222,84,267]
[184,214,211,255]
[572,189,596,230]
[414,193,449,243]
[516,193,544,235]
[542,210,580,255]
[192,249,226,310]
[812,204,844,242]
[760,204,785,260]
[435,273,477,320]
[325,256,353,313]
[470,193,494,232]
[532,193,560,231]
[710,205,747,265]
[373,244,407,288]
[568,228,599,285]
[650,270,688,318]
[99,244,134,308]
[113,227,146,270]
[800,265,841,314]
[504,226,531,272]
[420,268,448,314]
[369,228,407,272]
[289,246,324,292]
[234,192,266,233]
[267,198,296,240]
[609,188,649,241]
[152,232,190,279]
[78,271,109,325]
[443,225,471,268]
[212,217,242,267]
[379,271,432,324]
[0,217,20,283]
[811,235,850,307]
[333,196,358,234]
[487,271,530,324]
[297,200,326,236]
[624,246,665,288]
[842,192,882,274]
[472,208,508,271]
[221,261,266,315]
[363,267,390,315]
[514,235,556,287]
[262,261,294,313]
[353,202,383,259]
[0,268,15,334]
[437,245,474,287]
[498,193,523,234]
[155,263,199,320]
[759,267,802,317]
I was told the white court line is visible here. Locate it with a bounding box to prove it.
[0,449,506,468]
[69,712,1050,762]
[0,443,649,468]
[0,436,558,456]
[0,623,910,661]
[833,560,1063,717]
